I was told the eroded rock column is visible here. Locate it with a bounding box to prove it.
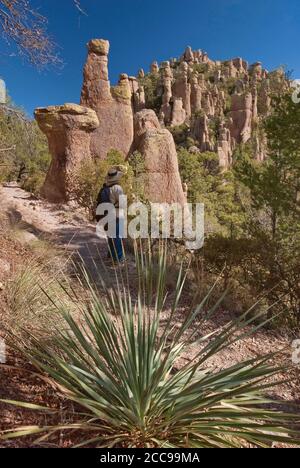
[173,61,191,118]
[35,104,99,202]
[160,61,174,124]
[80,39,134,160]
[131,109,186,205]
[190,74,202,114]
[229,92,253,143]
[217,121,233,169]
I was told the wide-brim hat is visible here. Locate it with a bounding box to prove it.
[105,167,125,185]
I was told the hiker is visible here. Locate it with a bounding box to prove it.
[96,167,125,263]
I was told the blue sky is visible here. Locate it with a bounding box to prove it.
[0,0,299,116]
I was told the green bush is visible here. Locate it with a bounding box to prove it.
[138,72,162,113]
[178,147,245,235]
[0,106,50,187]
[22,171,46,195]
[168,123,190,146]
[70,150,138,219]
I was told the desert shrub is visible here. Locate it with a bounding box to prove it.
[169,123,191,146]
[178,147,246,235]
[1,233,74,345]
[0,106,50,187]
[71,150,135,219]
[22,170,46,195]
[6,258,60,334]
[0,163,10,183]
[243,222,300,325]
[70,159,102,219]
[2,244,300,447]
[192,63,209,74]
[127,150,146,202]
[138,72,162,113]
[229,93,300,323]
[193,225,300,326]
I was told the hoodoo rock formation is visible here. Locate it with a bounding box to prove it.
[35,104,99,202]
[35,39,287,202]
[36,38,187,204]
[131,109,186,205]
[140,48,287,167]
[228,92,253,144]
[80,39,134,160]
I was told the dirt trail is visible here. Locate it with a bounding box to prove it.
[0,184,299,412]
[0,185,116,281]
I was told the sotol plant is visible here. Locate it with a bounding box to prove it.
[1,243,300,448]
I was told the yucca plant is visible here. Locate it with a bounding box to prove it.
[1,242,299,447]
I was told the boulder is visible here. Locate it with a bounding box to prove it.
[35,104,99,202]
[2,181,20,188]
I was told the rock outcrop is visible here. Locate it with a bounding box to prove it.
[172,62,191,118]
[35,40,288,204]
[170,98,186,126]
[229,92,253,144]
[140,47,288,165]
[192,114,214,152]
[160,61,174,124]
[131,109,186,205]
[35,104,99,202]
[190,74,202,113]
[217,121,233,169]
[80,39,134,159]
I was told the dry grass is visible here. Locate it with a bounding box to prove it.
[0,212,78,345]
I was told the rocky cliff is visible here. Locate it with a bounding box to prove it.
[35,40,289,203]
[137,46,289,168]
